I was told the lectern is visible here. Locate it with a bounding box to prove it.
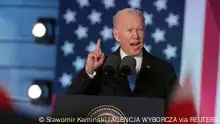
[52,94,165,124]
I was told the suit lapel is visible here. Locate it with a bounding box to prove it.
[140,48,153,72]
[133,49,153,92]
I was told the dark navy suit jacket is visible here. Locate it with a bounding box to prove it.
[67,48,177,109]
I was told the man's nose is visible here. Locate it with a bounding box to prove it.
[132,30,139,38]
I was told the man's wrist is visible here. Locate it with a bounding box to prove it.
[85,67,96,78]
[85,66,94,74]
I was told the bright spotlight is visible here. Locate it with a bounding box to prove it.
[32,18,56,44]
[28,84,42,99]
[28,80,52,106]
[32,23,46,37]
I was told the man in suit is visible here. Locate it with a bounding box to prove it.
[67,8,177,107]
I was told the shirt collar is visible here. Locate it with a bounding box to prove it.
[120,48,143,59]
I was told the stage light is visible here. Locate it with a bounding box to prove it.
[32,18,56,44]
[28,84,42,99]
[32,23,46,38]
[28,80,52,106]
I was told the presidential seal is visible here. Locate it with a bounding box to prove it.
[86,105,128,124]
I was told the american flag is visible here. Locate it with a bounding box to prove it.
[55,0,220,123]
[56,0,184,91]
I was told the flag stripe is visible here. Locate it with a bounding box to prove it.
[180,0,206,113]
[208,1,220,123]
[199,0,220,121]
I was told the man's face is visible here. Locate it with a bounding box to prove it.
[113,12,145,56]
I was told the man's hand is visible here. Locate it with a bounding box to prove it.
[85,39,105,75]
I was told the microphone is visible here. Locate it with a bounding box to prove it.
[103,55,120,75]
[119,56,136,79]
[102,55,120,85]
[102,55,120,96]
[102,55,121,96]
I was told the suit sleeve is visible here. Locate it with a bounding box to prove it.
[66,67,102,95]
[165,65,178,110]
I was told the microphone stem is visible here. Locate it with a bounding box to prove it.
[113,84,116,96]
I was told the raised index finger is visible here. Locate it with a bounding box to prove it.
[96,38,102,51]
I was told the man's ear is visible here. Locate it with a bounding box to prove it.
[113,28,120,42]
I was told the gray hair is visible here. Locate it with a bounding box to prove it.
[113,8,145,28]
